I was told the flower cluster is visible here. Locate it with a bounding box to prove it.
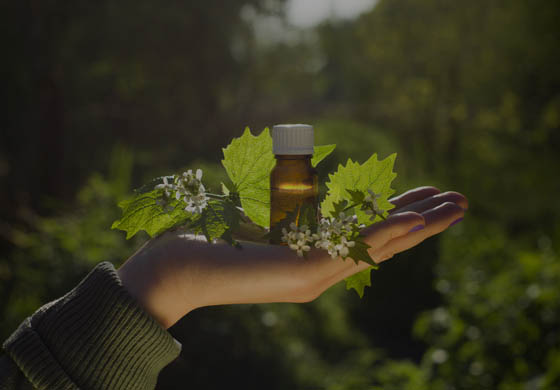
[282,212,358,259]
[362,189,385,220]
[313,212,357,259]
[282,223,313,257]
[155,169,209,214]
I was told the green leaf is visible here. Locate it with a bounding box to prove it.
[345,267,374,298]
[264,210,295,245]
[321,153,397,226]
[221,182,230,196]
[231,219,268,243]
[293,202,319,232]
[111,190,190,239]
[331,199,350,218]
[222,128,275,228]
[345,238,377,267]
[346,189,366,205]
[311,144,336,167]
[190,199,242,245]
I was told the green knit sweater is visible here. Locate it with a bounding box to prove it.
[0,262,181,390]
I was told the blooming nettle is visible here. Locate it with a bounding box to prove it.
[156,169,209,214]
[281,212,359,259]
[281,223,313,257]
[314,212,358,259]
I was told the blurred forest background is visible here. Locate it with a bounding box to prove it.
[1,0,559,388]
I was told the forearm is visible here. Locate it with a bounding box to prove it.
[2,263,181,390]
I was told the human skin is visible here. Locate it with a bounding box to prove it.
[117,186,468,329]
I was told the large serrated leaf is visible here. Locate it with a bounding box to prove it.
[321,153,397,226]
[322,153,397,297]
[111,190,191,239]
[221,128,275,228]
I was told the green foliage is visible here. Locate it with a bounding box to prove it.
[0,148,139,340]
[221,127,276,228]
[189,198,242,246]
[411,221,560,389]
[346,189,366,205]
[321,153,396,225]
[346,242,377,268]
[371,360,429,390]
[111,190,191,239]
[311,144,337,167]
[321,154,397,296]
[344,268,373,298]
[329,200,377,269]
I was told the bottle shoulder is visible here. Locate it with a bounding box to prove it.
[271,162,317,177]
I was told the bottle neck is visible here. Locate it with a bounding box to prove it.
[274,154,312,161]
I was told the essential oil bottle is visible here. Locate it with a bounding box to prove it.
[270,124,318,240]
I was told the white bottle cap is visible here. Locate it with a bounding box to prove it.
[272,124,314,155]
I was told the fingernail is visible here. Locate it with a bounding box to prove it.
[449,217,463,227]
[409,225,425,233]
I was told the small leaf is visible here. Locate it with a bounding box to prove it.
[231,219,268,243]
[311,144,336,167]
[345,267,374,298]
[297,203,319,232]
[221,182,230,196]
[190,199,242,244]
[264,206,301,244]
[331,200,350,218]
[112,190,191,239]
[344,238,378,267]
[346,189,366,205]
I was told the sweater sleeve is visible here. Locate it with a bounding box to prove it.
[1,262,181,390]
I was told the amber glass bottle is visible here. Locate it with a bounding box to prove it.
[269,124,318,242]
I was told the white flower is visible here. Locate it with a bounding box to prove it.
[282,222,313,257]
[155,176,175,197]
[335,236,355,258]
[173,169,209,215]
[184,193,208,214]
[363,189,384,219]
[282,211,359,260]
[312,213,356,259]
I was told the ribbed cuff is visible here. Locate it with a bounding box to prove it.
[3,262,181,390]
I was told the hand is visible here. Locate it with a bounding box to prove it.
[117,186,467,328]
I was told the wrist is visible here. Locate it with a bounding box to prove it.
[117,244,196,329]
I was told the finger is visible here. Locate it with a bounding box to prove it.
[328,199,465,290]
[392,191,468,214]
[310,212,426,290]
[361,211,425,252]
[373,201,465,262]
[389,186,441,211]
